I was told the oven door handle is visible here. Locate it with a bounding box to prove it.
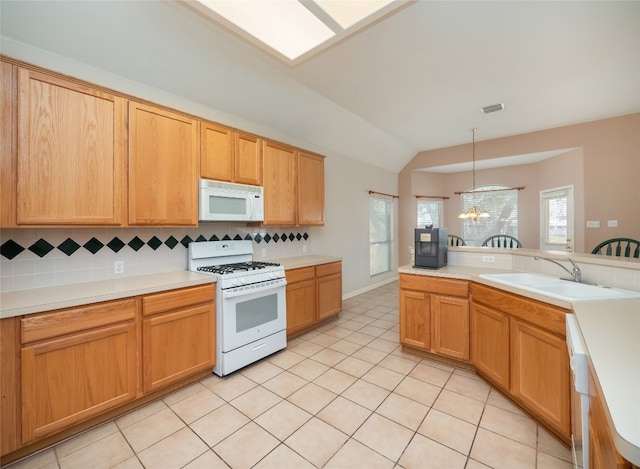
[222,280,287,299]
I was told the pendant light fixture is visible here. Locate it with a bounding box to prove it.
[459,128,490,220]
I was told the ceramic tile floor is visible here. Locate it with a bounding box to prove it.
[7,281,573,469]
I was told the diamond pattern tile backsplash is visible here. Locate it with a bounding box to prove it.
[0,225,313,292]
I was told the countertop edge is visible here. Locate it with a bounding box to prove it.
[572,300,640,466]
[1,271,216,319]
[1,256,342,318]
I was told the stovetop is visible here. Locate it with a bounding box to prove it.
[197,261,281,276]
[188,240,285,288]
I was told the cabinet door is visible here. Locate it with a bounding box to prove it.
[1,61,16,228]
[471,302,510,390]
[129,101,198,225]
[400,289,430,350]
[201,122,233,182]
[262,140,296,226]
[317,273,342,320]
[143,304,215,393]
[1,318,19,455]
[17,68,125,225]
[432,295,469,361]
[297,151,324,226]
[510,319,570,437]
[286,278,316,337]
[235,132,262,186]
[21,322,137,442]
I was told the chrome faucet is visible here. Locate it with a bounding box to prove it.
[534,256,582,282]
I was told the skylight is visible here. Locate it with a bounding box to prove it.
[185,0,407,65]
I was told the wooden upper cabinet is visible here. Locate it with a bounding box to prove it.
[297,151,324,226]
[201,122,233,182]
[128,101,198,225]
[1,61,17,228]
[200,124,261,186]
[262,140,296,226]
[16,68,125,225]
[234,132,261,186]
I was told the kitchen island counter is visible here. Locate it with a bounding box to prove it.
[572,299,640,466]
[399,264,640,465]
[0,271,215,319]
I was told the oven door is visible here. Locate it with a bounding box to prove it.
[219,283,286,352]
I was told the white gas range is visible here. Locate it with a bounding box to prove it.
[188,240,287,376]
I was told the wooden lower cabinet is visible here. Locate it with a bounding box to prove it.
[471,302,509,390]
[286,267,316,336]
[316,262,342,320]
[471,282,571,442]
[588,372,636,469]
[286,261,342,337]
[432,295,469,360]
[399,274,469,361]
[20,299,138,443]
[399,289,430,350]
[510,318,570,437]
[142,285,215,393]
[1,283,217,462]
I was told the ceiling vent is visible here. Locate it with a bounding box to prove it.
[481,103,505,114]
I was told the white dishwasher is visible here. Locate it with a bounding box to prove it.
[566,313,593,469]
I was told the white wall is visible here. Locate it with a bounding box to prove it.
[312,153,399,296]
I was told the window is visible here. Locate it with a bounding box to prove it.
[417,200,442,228]
[461,185,518,246]
[370,195,393,276]
[540,186,574,251]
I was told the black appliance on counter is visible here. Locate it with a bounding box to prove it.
[414,226,448,269]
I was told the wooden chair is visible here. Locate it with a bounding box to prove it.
[448,235,466,246]
[481,234,522,248]
[590,238,640,258]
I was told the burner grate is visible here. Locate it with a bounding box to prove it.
[197,261,280,275]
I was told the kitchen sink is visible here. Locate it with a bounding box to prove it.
[479,272,640,302]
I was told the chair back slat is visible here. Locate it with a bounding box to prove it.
[481,235,522,249]
[448,235,466,246]
[591,238,640,258]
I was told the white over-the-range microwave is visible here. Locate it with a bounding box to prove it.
[199,179,264,222]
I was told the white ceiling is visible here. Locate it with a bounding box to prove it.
[1,1,638,173]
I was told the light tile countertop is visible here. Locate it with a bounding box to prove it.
[274,255,341,270]
[0,256,342,319]
[0,271,215,319]
[572,299,640,466]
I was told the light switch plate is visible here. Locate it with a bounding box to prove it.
[586,221,600,228]
[607,220,618,227]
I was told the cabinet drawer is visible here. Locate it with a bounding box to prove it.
[400,274,469,297]
[21,298,137,344]
[143,284,215,317]
[316,261,341,277]
[286,266,315,284]
[471,283,568,336]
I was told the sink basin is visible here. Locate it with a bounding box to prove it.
[479,273,640,302]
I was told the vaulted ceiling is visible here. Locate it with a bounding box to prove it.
[1,1,638,173]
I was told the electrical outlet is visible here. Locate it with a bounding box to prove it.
[261,248,267,258]
[302,244,308,253]
[482,255,495,263]
[114,261,124,274]
[608,220,618,227]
